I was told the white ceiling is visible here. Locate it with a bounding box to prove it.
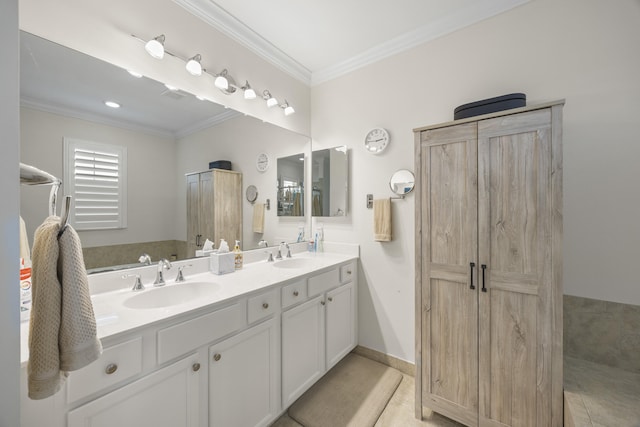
[176,0,529,85]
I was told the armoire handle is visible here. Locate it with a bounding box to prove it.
[470,262,476,290]
[481,264,487,292]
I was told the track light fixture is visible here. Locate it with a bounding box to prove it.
[281,100,295,116]
[263,90,278,108]
[185,54,203,76]
[241,81,257,100]
[145,35,165,59]
[134,34,295,117]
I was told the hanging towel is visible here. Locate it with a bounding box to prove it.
[252,203,265,233]
[19,215,31,262]
[373,199,392,242]
[28,216,102,400]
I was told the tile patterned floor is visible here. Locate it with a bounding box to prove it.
[271,373,462,427]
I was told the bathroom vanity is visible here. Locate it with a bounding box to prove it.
[20,245,358,427]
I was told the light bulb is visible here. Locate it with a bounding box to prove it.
[214,75,229,90]
[185,54,202,76]
[266,96,278,108]
[144,35,165,59]
[244,88,257,99]
[284,105,295,116]
[104,101,120,109]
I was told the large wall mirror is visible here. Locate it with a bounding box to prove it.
[311,146,348,217]
[19,31,310,273]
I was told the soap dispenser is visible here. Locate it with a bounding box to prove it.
[234,240,243,269]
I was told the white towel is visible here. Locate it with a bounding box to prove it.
[28,216,102,400]
[253,203,265,233]
[19,215,31,262]
[373,199,392,242]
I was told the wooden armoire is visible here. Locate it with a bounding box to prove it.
[414,101,564,427]
[186,169,242,257]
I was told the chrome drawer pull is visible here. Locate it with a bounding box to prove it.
[293,290,299,297]
[105,363,118,375]
[262,302,269,309]
[192,363,201,372]
[213,353,221,362]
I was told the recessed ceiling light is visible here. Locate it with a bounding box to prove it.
[104,101,121,109]
[127,70,143,78]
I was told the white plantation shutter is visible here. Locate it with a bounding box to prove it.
[63,138,127,230]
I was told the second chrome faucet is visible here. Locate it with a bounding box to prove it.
[154,258,172,286]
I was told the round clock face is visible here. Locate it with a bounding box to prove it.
[256,152,270,172]
[365,128,390,154]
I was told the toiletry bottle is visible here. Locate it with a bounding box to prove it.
[19,258,32,322]
[234,240,243,269]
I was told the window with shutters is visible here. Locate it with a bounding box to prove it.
[63,138,127,231]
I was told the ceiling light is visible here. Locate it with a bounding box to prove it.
[127,70,143,78]
[104,101,120,109]
[164,83,178,91]
[281,100,295,116]
[214,69,230,90]
[185,54,203,76]
[241,81,256,100]
[144,34,165,59]
[263,90,278,108]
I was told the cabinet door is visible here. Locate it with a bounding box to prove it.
[326,282,355,369]
[211,169,242,246]
[68,354,201,427]
[209,319,278,427]
[419,123,479,427]
[281,295,325,407]
[477,109,553,427]
[199,171,215,245]
[186,173,201,257]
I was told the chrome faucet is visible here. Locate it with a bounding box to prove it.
[138,253,152,265]
[175,264,192,282]
[154,258,172,286]
[123,274,144,291]
[258,240,269,248]
[285,243,292,258]
[265,250,274,262]
[276,242,285,260]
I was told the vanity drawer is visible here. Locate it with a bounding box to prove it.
[340,262,355,284]
[67,337,143,403]
[157,301,244,364]
[247,289,278,324]
[307,268,340,297]
[282,279,307,308]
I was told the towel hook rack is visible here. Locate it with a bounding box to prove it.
[366,193,404,209]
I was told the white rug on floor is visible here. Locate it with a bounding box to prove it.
[288,353,403,427]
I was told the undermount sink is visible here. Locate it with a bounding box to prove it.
[272,258,315,269]
[123,281,220,309]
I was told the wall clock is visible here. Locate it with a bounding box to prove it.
[364,128,390,154]
[256,152,270,172]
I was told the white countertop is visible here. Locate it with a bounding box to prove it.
[21,246,358,366]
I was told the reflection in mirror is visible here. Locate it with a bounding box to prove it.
[277,154,304,217]
[19,31,310,273]
[311,146,348,217]
[389,169,415,196]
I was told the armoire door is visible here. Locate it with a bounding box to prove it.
[477,109,553,427]
[419,122,479,427]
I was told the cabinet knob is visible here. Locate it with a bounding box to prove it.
[328,297,333,302]
[347,270,352,275]
[262,302,269,309]
[321,300,326,306]
[105,363,118,375]
[192,363,201,372]
[213,353,221,362]
[293,290,299,297]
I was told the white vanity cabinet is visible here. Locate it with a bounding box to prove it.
[281,261,357,407]
[208,318,278,427]
[67,352,202,427]
[20,256,358,427]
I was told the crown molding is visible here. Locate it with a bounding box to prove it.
[175,0,528,87]
[311,0,530,85]
[173,0,312,85]
[21,97,238,140]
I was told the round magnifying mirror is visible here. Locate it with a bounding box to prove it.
[389,169,415,195]
[246,185,258,203]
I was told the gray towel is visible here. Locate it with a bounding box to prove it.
[28,216,102,400]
